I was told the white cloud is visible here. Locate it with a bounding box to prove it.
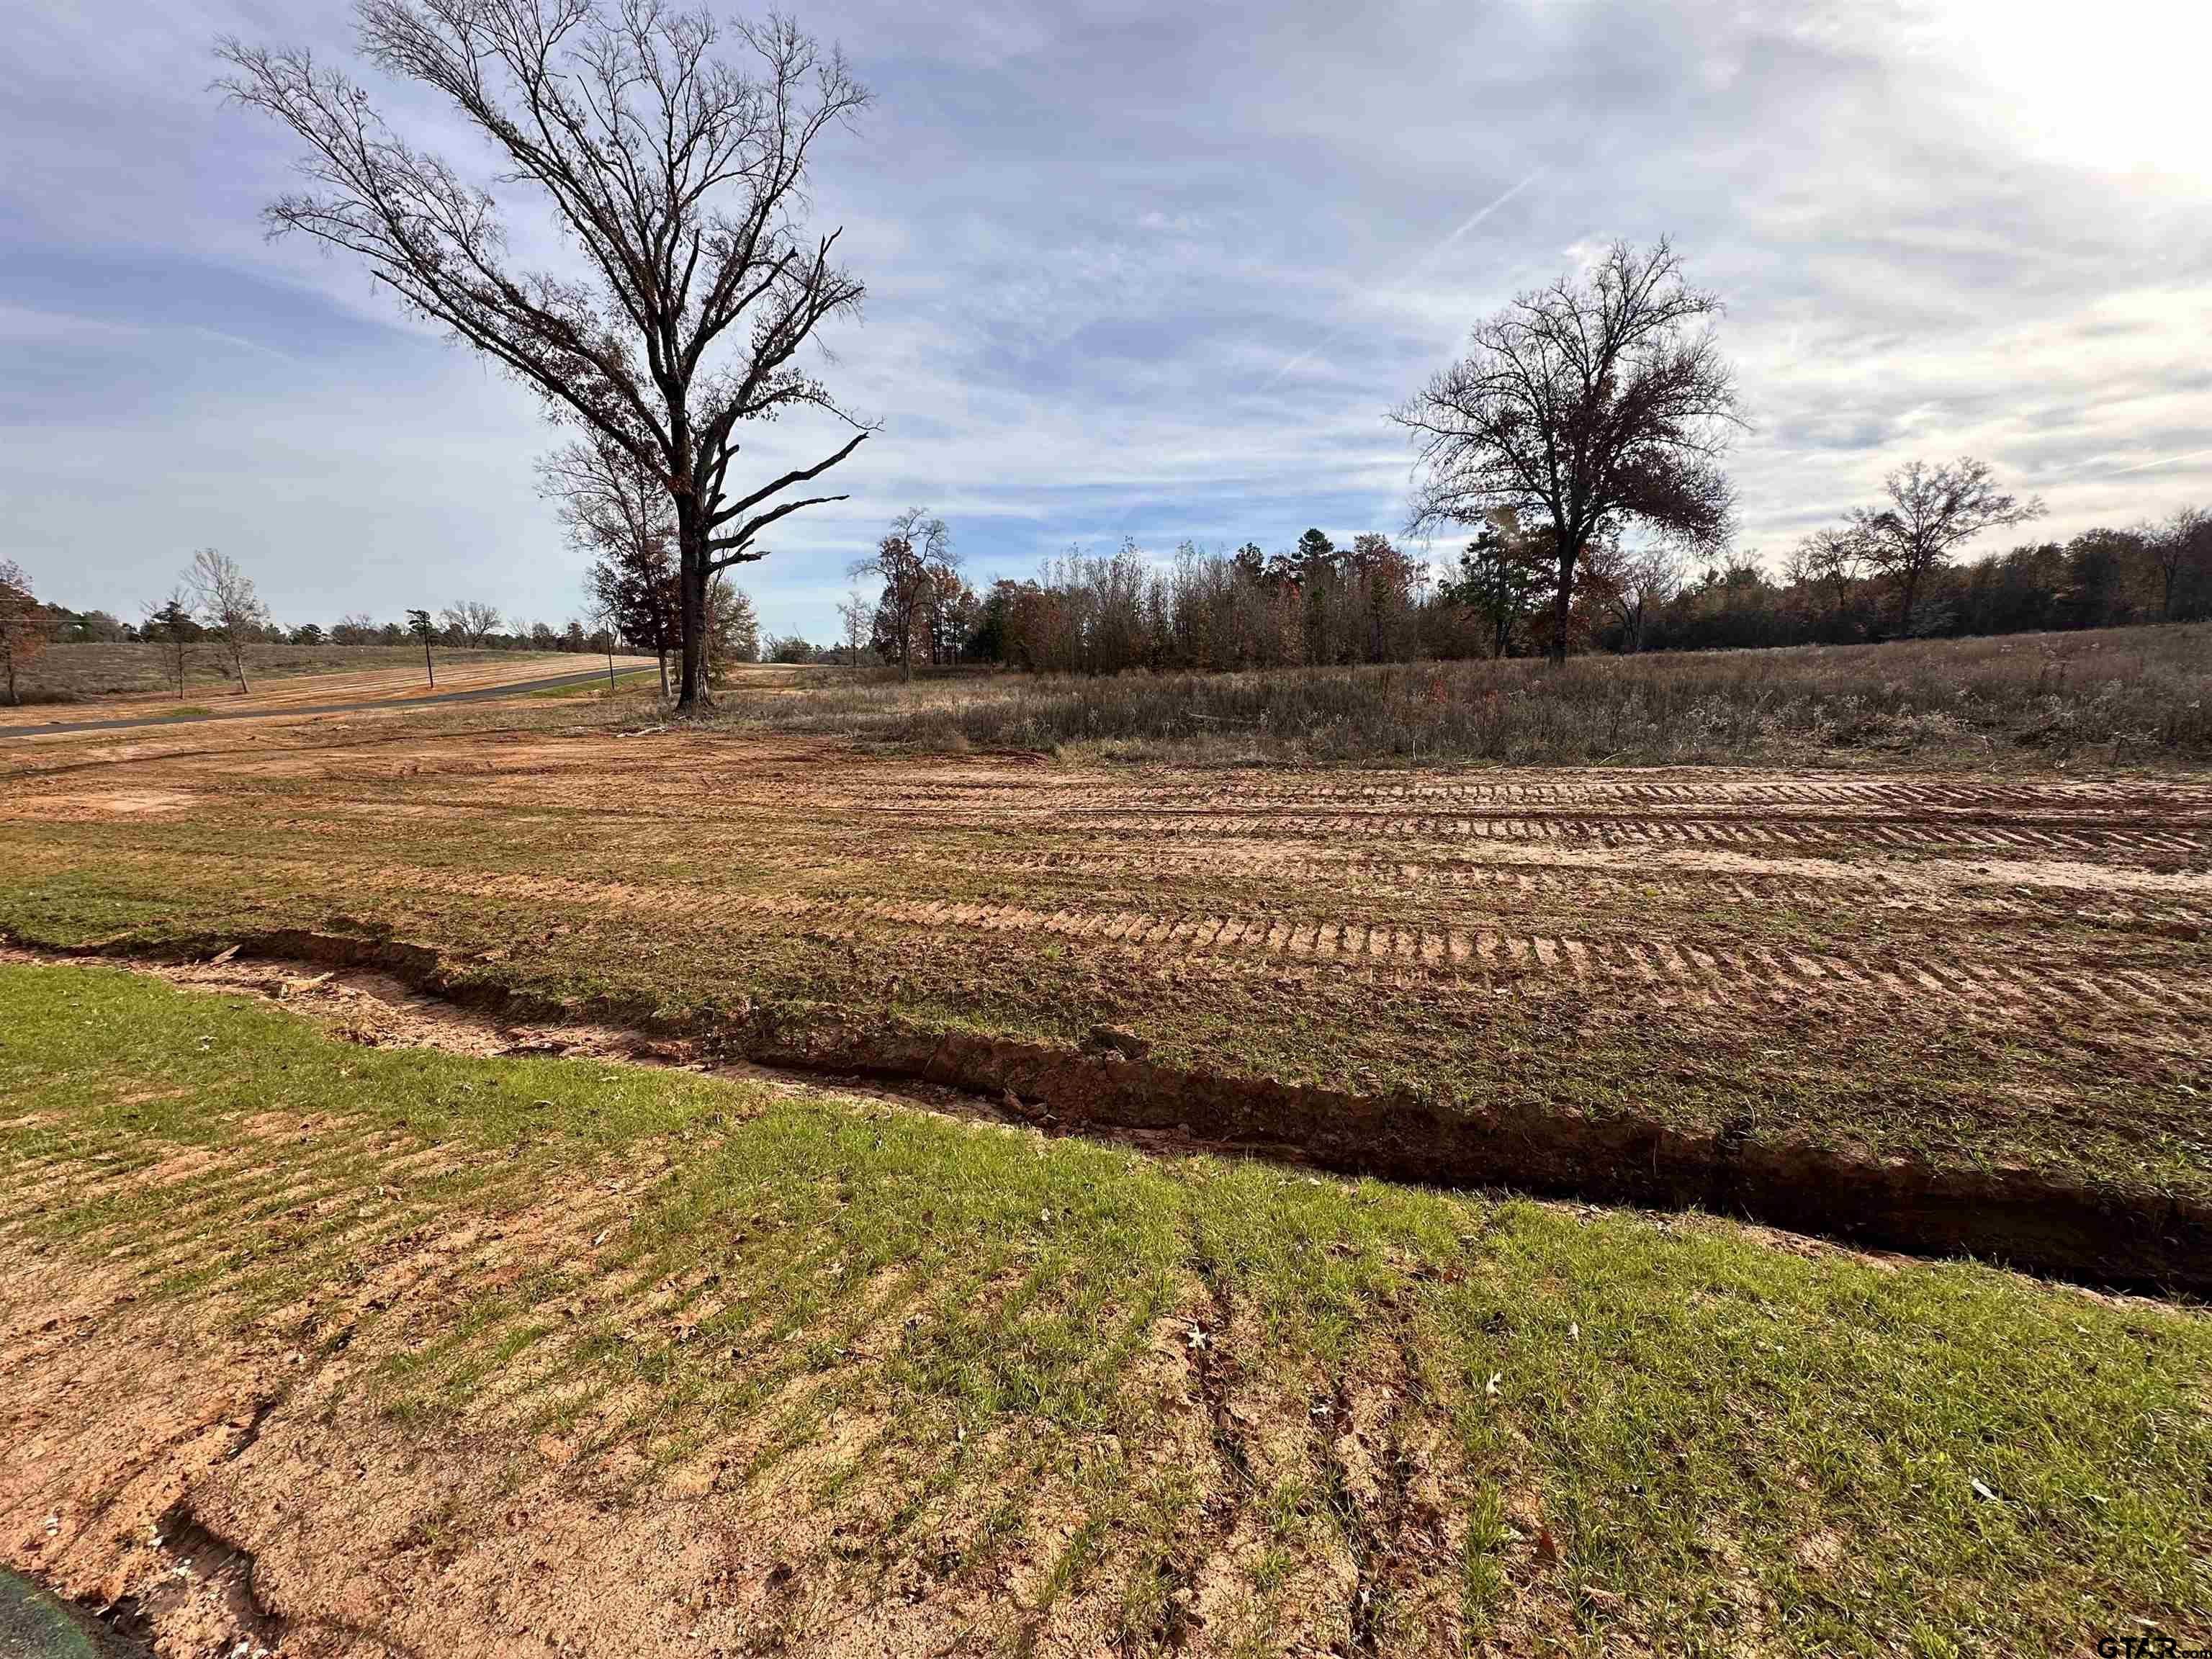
[3,0,2208,638]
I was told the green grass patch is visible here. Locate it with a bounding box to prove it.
[524,667,660,699]
[2,961,2208,1653]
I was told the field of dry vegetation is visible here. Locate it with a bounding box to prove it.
[1,628,2207,1655]
[11,643,557,704]
[716,622,2212,768]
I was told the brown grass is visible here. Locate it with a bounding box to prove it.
[14,643,559,704]
[706,622,2212,768]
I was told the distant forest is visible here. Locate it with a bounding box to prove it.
[18,505,2211,677]
[868,505,2212,676]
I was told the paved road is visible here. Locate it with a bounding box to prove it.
[0,665,655,740]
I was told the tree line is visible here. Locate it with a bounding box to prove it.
[0,541,777,705]
[791,488,2210,680]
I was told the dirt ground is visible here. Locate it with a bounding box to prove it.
[0,1105,1136,1658]
[4,716,2208,1191]
[4,714,2211,1655]
[7,716,2207,1013]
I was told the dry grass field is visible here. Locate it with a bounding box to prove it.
[711,623,2212,768]
[1,643,2208,1654]
[0,644,654,728]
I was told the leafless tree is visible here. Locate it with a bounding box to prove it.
[0,560,45,706]
[1394,238,1745,662]
[1581,539,1682,653]
[1848,457,2044,634]
[706,577,759,675]
[854,508,953,681]
[186,548,269,692]
[218,1,873,711]
[441,601,503,645]
[2151,505,2209,623]
[835,585,874,673]
[543,435,678,696]
[1786,526,1867,624]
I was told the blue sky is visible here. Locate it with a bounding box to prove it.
[4,0,2208,641]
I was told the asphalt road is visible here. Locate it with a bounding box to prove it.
[0,665,653,740]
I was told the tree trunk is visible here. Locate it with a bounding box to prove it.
[233,643,251,693]
[1898,560,1923,637]
[701,585,714,691]
[1549,552,1573,666]
[675,500,707,711]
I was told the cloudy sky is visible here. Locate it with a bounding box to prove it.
[4,0,2208,640]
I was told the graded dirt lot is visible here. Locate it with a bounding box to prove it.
[4,711,2208,1232]
[4,708,2211,1653]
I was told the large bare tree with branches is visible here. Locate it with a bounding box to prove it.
[1848,458,2045,636]
[186,548,269,693]
[1394,239,1745,663]
[218,0,873,711]
[441,600,503,645]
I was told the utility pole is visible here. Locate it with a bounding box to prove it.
[407,608,436,688]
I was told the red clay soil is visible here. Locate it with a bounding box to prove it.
[0,1156,1142,1658]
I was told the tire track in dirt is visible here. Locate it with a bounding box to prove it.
[1064,811,2209,860]
[320,866,2194,1026]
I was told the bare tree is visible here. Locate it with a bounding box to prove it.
[835,585,875,673]
[1395,238,1745,663]
[855,508,953,681]
[218,1,874,712]
[2150,505,2208,623]
[186,548,269,692]
[1581,539,1682,654]
[441,601,503,647]
[541,436,678,696]
[1848,458,2044,635]
[706,577,759,676]
[142,589,198,697]
[1786,526,1867,627]
[0,560,46,706]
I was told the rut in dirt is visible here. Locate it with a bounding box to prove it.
[13,927,2209,1300]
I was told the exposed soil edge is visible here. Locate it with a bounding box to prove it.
[12,924,2208,1299]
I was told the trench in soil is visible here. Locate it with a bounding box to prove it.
[8,925,2207,1300]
